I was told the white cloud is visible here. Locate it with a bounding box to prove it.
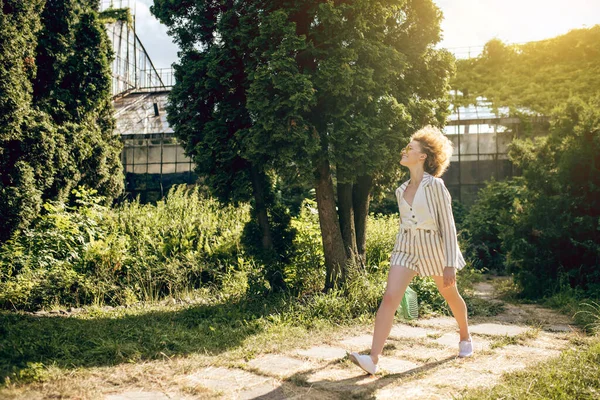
[129,0,180,69]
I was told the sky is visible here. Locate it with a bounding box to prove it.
[129,0,600,69]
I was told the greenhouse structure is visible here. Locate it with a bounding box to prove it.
[102,1,549,205]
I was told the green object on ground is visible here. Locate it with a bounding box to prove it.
[399,286,418,320]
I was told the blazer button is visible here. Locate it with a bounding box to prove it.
[412,215,416,218]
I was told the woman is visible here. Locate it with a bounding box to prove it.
[349,126,473,375]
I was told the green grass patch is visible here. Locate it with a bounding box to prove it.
[488,329,540,349]
[461,336,600,400]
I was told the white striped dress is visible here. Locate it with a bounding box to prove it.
[390,173,463,276]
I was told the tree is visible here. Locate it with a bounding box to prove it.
[0,0,123,242]
[500,97,600,297]
[34,1,123,202]
[0,0,52,241]
[151,0,453,290]
[245,1,453,288]
[150,0,296,291]
[452,26,600,115]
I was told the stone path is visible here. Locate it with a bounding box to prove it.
[105,278,580,400]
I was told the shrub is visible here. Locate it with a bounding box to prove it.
[284,199,326,295]
[501,97,600,298]
[0,185,249,310]
[461,177,528,273]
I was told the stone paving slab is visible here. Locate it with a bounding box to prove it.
[388,324,441,340]
[377,357,421,374]
[303,366,375,396]
[186,366,279,398]
[544,324,574,333]
[415,316,458,329]
[498,344,562,363]
[247,354,314,378]
[339,334,373,349]
[458,352,528,375]
[469,323,530,337]
[421,365,498,389]
[434,332,491,351]
[528,332,572,350]
[389,344,457,363]
[105,391,181,400]
[376,385,447,400]
[375,365,497,399]
[472,282,495,299]
[294,345,348,361]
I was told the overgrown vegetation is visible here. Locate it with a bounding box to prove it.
[0,186,249,310]
[452,25,600,114]
[0,184,493,385]
[461,337,600,400]
[0,0,123,243]
[459,97,599,299]
[0,185,482,312]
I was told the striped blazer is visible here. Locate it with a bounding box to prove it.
[395,172,466,269]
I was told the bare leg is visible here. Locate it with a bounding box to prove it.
[432,276,470,341]
[369,266,417,364]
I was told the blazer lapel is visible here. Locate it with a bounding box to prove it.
[397,172,436,226]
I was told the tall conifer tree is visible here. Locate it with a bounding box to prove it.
[152,0,453,289]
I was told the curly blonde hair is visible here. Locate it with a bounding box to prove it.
[410,125,453,178]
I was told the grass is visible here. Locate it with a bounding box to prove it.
[0,271,499,384]
[460,336,600,400]
[488,328,540,349]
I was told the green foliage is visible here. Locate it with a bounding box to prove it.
[461,338,600,400]
[98,7,133,26]
[284,199,326,295]
[0,0,47,241]
[462,96,600,298]
[33,2,123,202]
[452,26,600,114]
[1,0,123,242]
[501,97,600,298]
[244,1,454,182]
[364,213,397,269]
[0,186,250,310]
[241,202,297,292]
[151,0,455,289]
[461,177,528,273]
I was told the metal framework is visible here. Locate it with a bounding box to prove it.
[101,1,192,202]
[442,95,549,205]
[114,91,196,203]
[102,10,549,205]
[100,0,173,98]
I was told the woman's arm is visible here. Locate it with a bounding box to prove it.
[432,180,459,268]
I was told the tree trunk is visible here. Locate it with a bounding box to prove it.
[314,158,347,290]
[249,163,274,251]
[337,179,358,276]
[353,175,373,267]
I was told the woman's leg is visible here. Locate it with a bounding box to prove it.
[432,276,470,341]
[369,265,417,364]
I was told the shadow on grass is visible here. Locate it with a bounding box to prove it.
[0,293,296,383]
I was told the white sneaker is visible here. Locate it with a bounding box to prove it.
[348,352,378,375]
[459,337,473,357]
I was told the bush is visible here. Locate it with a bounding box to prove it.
[458,97,599,298]
[0,185,249,310]
[365,213,397,271]
[461,177,528,273]
[501,97,600,298]
[284,199,326,295]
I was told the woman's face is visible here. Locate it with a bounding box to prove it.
[400,140,426,167]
